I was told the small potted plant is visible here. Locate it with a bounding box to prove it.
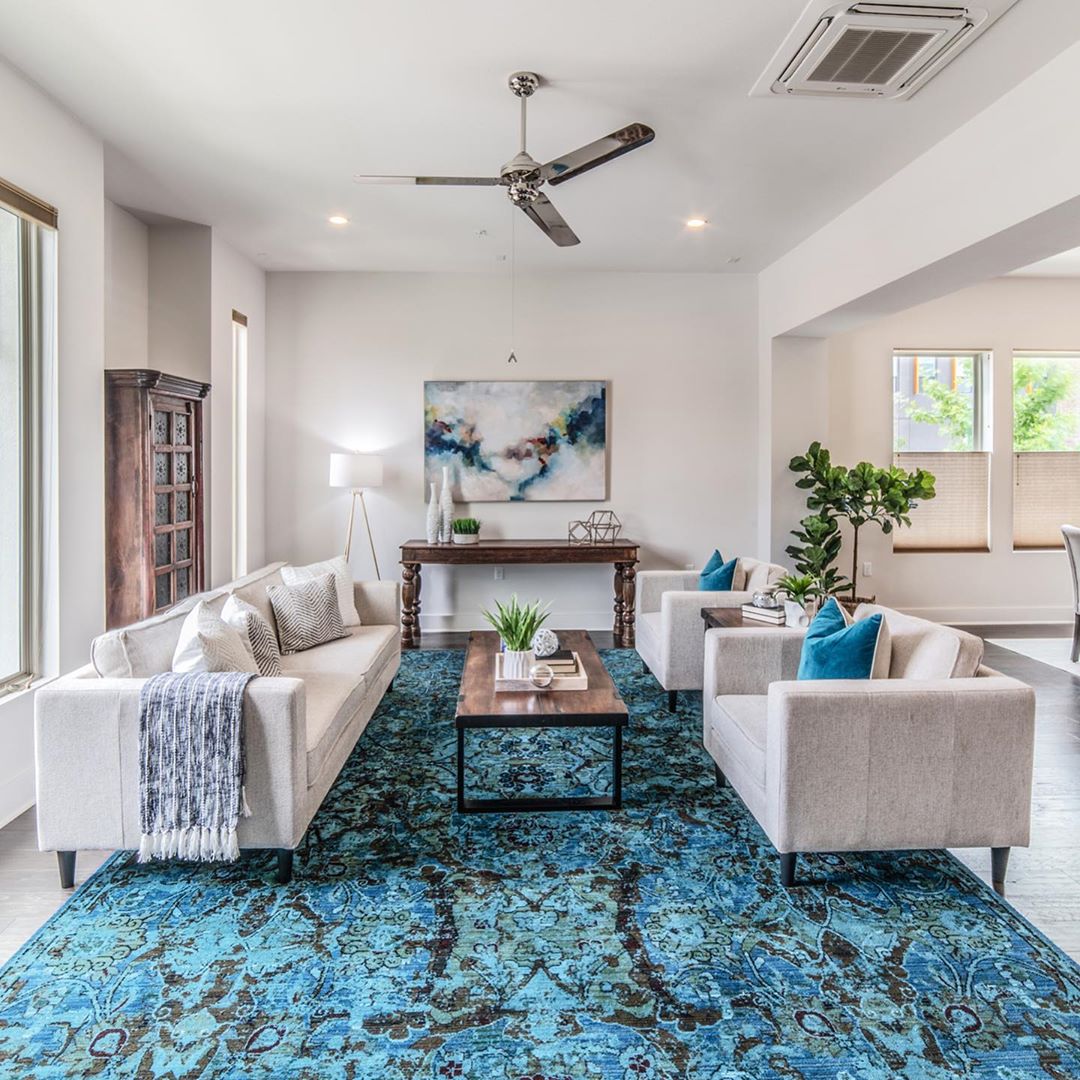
[775,573,821,629]
[451,517,481,545]
[481,595,550,679]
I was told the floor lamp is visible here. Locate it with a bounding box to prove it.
[329,452,384,580]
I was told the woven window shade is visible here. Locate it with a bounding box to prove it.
[1013,452,1080,550]
[893,452,990,551]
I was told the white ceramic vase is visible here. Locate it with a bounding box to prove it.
[452,533,479,545]
[425,482,440,544]
[439,465,454,543]
[784,599,812,628]
[502,648,536,680]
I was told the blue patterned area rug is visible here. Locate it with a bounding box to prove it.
[2,649,1080,1078]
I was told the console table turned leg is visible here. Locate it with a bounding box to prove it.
[401,562,422,648]
[614,562,637,648]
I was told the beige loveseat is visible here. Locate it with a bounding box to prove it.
[636,557,787,710]
[702,604,1036,894]
[35,562,400,886]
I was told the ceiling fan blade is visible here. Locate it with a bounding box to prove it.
[519,193,580,247]
[353,175,501,186]
[541,123,655,186]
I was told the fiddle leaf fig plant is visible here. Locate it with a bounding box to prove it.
[788,441,936,597]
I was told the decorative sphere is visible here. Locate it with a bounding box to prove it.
[529,663,554,689]
[532,628,559,658]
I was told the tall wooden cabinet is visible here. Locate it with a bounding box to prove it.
[105,370,211,629]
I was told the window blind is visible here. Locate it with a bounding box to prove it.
[893,451,990,551]
[0,176,57,230]
[1013,451,1080,550]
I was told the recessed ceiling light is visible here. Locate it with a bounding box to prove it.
[686,218,708,229]
[328,215,349,226]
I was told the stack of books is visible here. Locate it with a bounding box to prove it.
[540,649,580,675]
[741,603,786,625]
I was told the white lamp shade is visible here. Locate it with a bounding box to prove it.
[329,452,383,489]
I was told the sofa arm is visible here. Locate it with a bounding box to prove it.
[764,676,1035,854]
[35,675,309,852]
[703,625,806,699]
[636,570,700,616]
[354,579,400,626]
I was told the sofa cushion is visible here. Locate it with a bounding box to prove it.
[282,556,361,627]
[279,625,398,783]
[699,556,737,591]
[172,599,259,674]
[854,604,983,679]
[229,562,286,636]
[269,574,348,654]
[91,591,226,677]
[709,695,769,823]
[798,598,885,681]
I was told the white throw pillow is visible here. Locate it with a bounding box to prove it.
[172,599,259,674]
[281,555,360,627]
[222,594,282,677]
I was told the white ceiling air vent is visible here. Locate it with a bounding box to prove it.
[751,0,1020,101]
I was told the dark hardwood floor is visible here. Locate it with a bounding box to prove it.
[1,628,1077,966]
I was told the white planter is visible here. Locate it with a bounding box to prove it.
[501,648,536,680]
[784,599,812,628]
[452,533,479,545]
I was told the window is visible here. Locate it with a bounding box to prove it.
[1012,352,1080,550]
[892,351,991,552]
[231,310,248,578]
[0,178,56,693]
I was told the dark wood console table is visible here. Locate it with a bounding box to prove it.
[399,538,640,650]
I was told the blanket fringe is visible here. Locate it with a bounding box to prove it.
[137,826,241,864]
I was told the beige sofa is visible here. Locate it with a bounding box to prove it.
[35,562,400,886]
[636,557,787,710]
[702,604,1036,894]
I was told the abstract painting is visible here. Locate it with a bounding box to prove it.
[424,380,607,502]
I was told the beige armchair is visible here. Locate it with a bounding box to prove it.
[635,557,786,710]
[702,606,1036,894]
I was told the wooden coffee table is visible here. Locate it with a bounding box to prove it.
[455,629,629,813]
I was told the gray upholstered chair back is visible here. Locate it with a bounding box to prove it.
[1063,525,1080,616]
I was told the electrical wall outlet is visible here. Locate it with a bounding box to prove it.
[493,566,504,581]
[686,562,695,570]
[863,561,873,578]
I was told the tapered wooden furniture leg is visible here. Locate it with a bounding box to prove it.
[1072,614,1080,663]
[780,852,798,887]
[276,849,294,885]
[57,851,76,889]
[715,763,727,788]
[668,690,678,712]
[991,846,1010,896]
[401,562,421,648]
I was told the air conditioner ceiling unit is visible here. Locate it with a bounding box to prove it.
[751,0,1021,100]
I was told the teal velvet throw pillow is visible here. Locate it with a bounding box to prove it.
[797,597,884,680]
[699,553,737,591]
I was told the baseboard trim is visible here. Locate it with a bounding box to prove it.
[900,605,1072,626]
[0,768,35,831]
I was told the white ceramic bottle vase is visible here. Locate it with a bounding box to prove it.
[439,465,454,543]
[425,481,440,544]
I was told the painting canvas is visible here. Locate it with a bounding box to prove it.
[424,380,607,502]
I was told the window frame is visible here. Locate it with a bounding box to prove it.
[0,181,54,695]
[891,348,993,555]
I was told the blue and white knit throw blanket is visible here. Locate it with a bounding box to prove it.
[138,671,255,863]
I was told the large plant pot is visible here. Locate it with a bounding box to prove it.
[501,648,536,680]
[836,594,877,616]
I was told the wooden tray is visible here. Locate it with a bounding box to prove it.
[494,651,589,692]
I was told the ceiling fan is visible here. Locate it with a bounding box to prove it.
[354,71,655,247]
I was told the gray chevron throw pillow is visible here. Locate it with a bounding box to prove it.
[267,572,348,654]
[222,594,282,676]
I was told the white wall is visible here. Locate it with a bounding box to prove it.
[266,271,758,630]
[209,234,267,584]
[104,201,148,369]
[0,58,105,825]
[148,222,211,383]
[825,276,1079,623]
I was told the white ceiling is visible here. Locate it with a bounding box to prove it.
[1011,247,1080,276]
[2,0,1080,272]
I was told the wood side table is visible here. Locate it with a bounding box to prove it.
[399,538,640,649]
[700,607,791,631]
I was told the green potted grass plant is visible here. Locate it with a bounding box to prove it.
[775,573,821,628]
[451,517,481,545]
[481,595,550,679]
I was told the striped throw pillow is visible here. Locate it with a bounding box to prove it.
[222,594,282,677]
[267,573,348,655]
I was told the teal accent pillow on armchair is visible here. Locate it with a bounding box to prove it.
[797,598,884,680]
[699,553,737,591]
